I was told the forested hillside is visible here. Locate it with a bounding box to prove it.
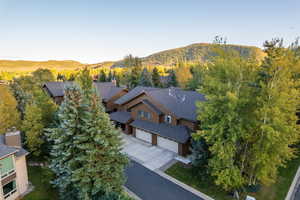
[0,43,265,72]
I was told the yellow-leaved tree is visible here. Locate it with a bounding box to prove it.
[0,85,20,133]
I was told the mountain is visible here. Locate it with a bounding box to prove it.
[0,43,265,71]
[112,43,265,68]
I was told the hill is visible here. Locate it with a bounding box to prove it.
[143,43,265,65]
[0,43,265,71]
[0,60,86,72]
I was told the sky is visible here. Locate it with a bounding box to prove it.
[0,0,299,64]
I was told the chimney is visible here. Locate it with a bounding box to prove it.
[111,78,117,86]
[5,131,22,148]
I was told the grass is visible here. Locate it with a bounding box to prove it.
[165,163,232,200]
[166,155,300,200]
[23,166,58,200]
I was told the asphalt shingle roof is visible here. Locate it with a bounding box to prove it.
[44,82,126,101]
[110,111,132,124]
[130,119,190,143]
[114,86,159,105]
[0,135,29,158]
[115,87,205,121]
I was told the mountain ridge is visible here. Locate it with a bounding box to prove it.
[0,43,265,71]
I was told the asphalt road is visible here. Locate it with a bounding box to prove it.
[125,160,203,200]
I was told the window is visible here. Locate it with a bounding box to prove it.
[0,156,15,179]
[3,180,17,199]
[137,110,151,120]
[164,115,172,124]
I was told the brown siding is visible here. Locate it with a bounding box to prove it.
[178,119,197,131]
[130,103,160,123]
[106,90,128,112]
[119,93,178,125]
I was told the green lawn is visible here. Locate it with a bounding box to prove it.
[23,166,58,200]
[165,163,233,200]
[166,156,300,200]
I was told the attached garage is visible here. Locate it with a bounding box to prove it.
[135,129,152,143]
[157,136,178,153]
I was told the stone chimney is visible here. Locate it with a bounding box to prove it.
[5,131,22,148]
[111,78,117,86]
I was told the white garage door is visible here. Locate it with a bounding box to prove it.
[136,129,152,143]
[157,136,178,153]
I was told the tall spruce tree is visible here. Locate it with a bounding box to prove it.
[98,70,107,82]
[167,69,178,87]
[139,68,153,87]
[48,69,129,200]
[152,67,161,87]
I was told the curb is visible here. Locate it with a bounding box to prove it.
[154,169,215,200]
[285,166,300,200]
[123,186,142,200]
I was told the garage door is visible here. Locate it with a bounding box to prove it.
[157,136,178,153]
[136,129,152,143]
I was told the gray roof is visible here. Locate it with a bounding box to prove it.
[129,99,163,115]
[0,135,28,158]
[130,120,190,143]
[44,82,126,101]
[110,111,132,124]
[0,145,18,159]
[115,86,159,105]
[115,87,205,121]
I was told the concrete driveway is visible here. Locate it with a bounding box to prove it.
[121,134,176,170]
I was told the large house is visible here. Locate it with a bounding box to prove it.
[110,86,205,156]
[0,131,29,200]
[43,81,128,112]
[43,81,204,157]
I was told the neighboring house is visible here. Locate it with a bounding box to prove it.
[43,81,128,112]
[0,131,29,200]
[110,86,205,156]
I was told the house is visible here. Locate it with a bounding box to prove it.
[0,131,29,200]
[43,81,128,112]
[110,86,205,156]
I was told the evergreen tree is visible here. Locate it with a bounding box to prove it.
[152,67,161,87]
[139,68,153,87]
[107,70,113,82]
[48,80,129,199]
[167,69,178,87]
[47,85,87,199]
[98,70,107,82]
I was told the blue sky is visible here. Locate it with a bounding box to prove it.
[0,0,299,63]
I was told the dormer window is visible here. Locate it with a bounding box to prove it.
[164,115,172,124]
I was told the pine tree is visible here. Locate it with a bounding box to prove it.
[152,67,161,87]
[98,70,107,82]
[167,69,178,87]
[47,85,87,199]
[139,68,153,87]
[107,70,113,82]
[72,89,129,199]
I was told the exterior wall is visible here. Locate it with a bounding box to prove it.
[15,156,28,196]
[178,119,197,131]
[54,96,64,105]
[130,103,160,123]
[178,141,190,156]
[119,93,178,126]
[106,90,128,112]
